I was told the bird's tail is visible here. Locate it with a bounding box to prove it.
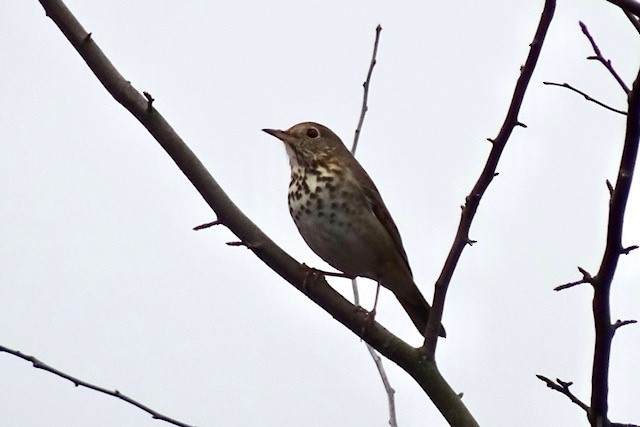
[395,290,446,338]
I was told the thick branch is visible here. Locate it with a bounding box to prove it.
[37,0,477,425]
[589,61,640,427]
[422,0,556,356]
[605,0,640,17]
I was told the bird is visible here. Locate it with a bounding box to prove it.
[263,122,445,338]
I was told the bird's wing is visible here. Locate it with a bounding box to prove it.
[348,157,413,275]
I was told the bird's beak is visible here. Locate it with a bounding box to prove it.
[262,128,294,144]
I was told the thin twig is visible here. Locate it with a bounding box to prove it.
[612,319,637,332]
[555,266,593,291]
[536,375,590,414]
[422,0,556,357]
[543,81,627,115]
[580,21,630,94]
[0,345,194,427]
[352,24,382,155]
[365,343,398,427]
[349,25,397,427]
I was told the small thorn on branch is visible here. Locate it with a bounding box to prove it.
[621,245,639,255]
[493,172,499,177]
[226,241,251,248]
[466,239,477,246]
[84,32,92,42]
[606,179,614,196]
[515,121,527,128]
[612,319,637,332]
[143,91,154,112]
[486,137,495,143]
[193,220,221,231]
[554,266,593,291]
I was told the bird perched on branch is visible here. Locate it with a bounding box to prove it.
[263,122,445,338]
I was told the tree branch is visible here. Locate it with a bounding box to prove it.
[352,24,381,155]
[421,0,556,357]
[624,9,640,34]
[589,61,640,427]
[555,266,594,291]
[36,0,477,424]
[605,0,640,17]
[580,21,630,94]
[536,375,590,414]
[0,345,194,427]
[348,25,397,427]
[543,81,627,115]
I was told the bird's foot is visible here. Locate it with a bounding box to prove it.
[301,264,354,293]
[358,307,376,339]
[301,264,324,293]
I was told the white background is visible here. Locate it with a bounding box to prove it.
[1,1,639,426]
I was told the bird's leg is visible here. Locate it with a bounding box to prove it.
[360,282,382,337]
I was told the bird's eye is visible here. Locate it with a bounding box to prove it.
[306,128,320,138]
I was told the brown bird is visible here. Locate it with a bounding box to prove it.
[263,122,445,338]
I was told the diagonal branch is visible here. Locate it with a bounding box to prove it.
[536,375,590,414]
[624,9,640,34]
[543,81,627,115]
[605,0,640,17]
[422,0,556,357]
[580,21,630,94]
[0,345,194,427]
[36,0,477,425]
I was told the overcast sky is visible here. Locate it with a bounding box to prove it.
[2,1,639,426]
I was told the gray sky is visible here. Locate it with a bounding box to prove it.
[2,1,639,426]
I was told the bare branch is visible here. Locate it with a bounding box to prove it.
[543,81,627,115]
[588,56,640,427]
[580,21,630,94]
[536,375,590,414]
[621,244,639,254]
[624,10,640,35]
[348,26,397,427]
[365,344,398,427]
[351,24,382,155]
[612,319,637,332]
[605,0,640,17]
[422,0,556,357]
[0,345,194,427]
[555,266,593,291]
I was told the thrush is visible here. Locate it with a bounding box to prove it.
[263,122,445,338]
